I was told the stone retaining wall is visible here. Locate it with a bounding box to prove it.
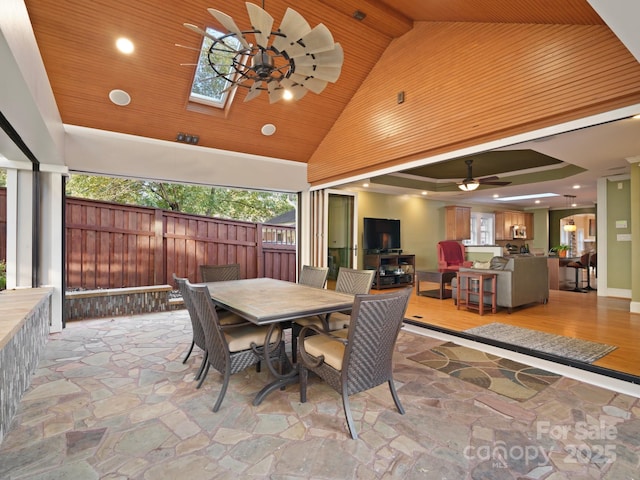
[65,285,182,321]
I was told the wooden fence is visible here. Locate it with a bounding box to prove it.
[0,188,297,288]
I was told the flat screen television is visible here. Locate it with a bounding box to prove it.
[363,217,401,252]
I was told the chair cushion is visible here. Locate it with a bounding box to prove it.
[223,325,271,352]
[218,311,247,326]
[294,312,351,331]
[331,328,349,339]
[302,334,345,370]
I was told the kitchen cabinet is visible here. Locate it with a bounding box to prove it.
[495,210,533,240]
[524,212,534,240]
[445,205,470,240]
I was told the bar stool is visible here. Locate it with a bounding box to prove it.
[566,253,593,292]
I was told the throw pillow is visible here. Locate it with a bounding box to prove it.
[473,260,491,269]
[490,256,509,270]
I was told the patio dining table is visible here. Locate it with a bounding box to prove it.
[204,277,355,405]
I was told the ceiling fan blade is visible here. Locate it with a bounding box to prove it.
[243,81,264,102]
[478,176,499,183]
[295,43,344,68]
[294,64,342,83]
[271,8,311,52]
[279,78,309,100]
[246,2,273,48]
[208,8,250,49]
[480,181,512,186]
[184,23,218,42]
[183,23,241,55]
[289,74,327,94]
[267,81,285,103]
[284,24,336,58]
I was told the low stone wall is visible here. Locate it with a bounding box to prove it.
[65,285,182,321]
[0,288,52,445]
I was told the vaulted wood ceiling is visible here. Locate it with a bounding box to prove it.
[23,0,639,196]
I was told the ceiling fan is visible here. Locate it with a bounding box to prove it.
[457,159,511,191]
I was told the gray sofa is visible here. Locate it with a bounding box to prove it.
[452,255,549,313]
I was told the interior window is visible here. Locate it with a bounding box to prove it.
[464,212,495,245]
[189,27,243,109]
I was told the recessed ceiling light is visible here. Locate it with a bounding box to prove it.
[535,200,541,204]
[496,193,559,201]
[572,184,580,189]
[116,37,134,54]
[493,194,499,198]
[108,89,131,106]
[362,182,369,188]
[261,124,276,136]
[421,191,427,195]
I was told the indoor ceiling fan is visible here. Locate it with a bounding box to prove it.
[457,159,512,191]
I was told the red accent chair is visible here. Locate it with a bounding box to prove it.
[437,241,473,271]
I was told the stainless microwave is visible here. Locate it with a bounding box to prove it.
[510,225,527,239]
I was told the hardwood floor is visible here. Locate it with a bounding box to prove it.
[328,276,640,378]
[404,287,640,378]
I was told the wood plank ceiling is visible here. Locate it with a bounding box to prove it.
[24,0,639,187]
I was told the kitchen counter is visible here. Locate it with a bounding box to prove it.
[464,245,503,261]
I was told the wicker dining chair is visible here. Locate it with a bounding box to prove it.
[186,280,285,412]
[173,273,208,381]
[298,287,412,439]
[291,268,374,362]
[175,274,249,388]
[199,263,241,283]
[299,265,329,289]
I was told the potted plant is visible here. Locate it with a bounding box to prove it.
[551,244,570,258]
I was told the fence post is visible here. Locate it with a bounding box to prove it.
[256,223,264,278]
[154,208,165,285]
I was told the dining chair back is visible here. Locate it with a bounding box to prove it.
[291,268,374,362]
[299,265,329,289]
[298,287,412,439]
[199,263,241,283]
[186,280,283,412]
[173,273,207,371]
[334,267,375,295]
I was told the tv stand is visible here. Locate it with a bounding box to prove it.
[364,253,415,290]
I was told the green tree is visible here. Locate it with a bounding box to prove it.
[191,28,244,103]
[0,169,6,187]
[66,174,294,223]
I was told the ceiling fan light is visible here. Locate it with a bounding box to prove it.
[458,181,479,192]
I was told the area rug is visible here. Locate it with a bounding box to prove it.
[408,342,561,402]
[464,323,617,363]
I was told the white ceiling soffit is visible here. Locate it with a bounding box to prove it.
[64,125,309,193]
[588,0,640,63]
[0,0,65,166]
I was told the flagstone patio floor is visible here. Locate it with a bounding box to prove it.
[0,309,638,479]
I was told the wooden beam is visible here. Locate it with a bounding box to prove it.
[317,0,413,39]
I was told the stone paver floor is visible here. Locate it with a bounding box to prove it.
[0,309,638,479]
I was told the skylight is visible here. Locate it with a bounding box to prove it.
[189,27,243,109]
[496,193,559,201]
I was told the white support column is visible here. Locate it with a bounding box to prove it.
[5,166,33,289]
[39,170,64,331]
